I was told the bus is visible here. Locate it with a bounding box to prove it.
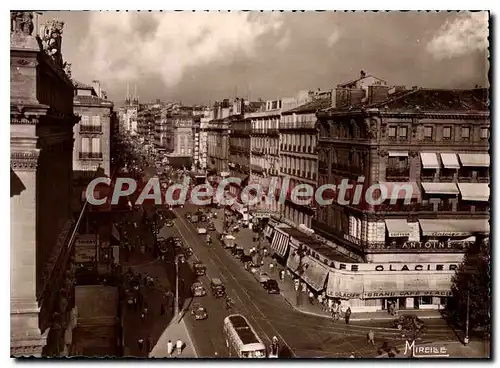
[223,314,267,358]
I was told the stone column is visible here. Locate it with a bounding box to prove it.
[11,148,47,357]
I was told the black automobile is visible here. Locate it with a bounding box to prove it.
[185,212,192,220]
[200,215,207,222]
[193,261,207,276]
[165,220,174,227]
[231,246,244,259]
[240,255,253,264]
[263,279,280,294]
[392,315,425,332]
[207,223,216,231]
[184,247,194,257]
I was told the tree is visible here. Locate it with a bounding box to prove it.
[448,237,491,333]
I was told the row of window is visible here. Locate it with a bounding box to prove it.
[388,125,489,140]
[281,133,317,148]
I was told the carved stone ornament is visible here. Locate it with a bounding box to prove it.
[379,150,388,157]
[11,151,40,171]
[10,344,44,357]
[63,62,72,78]
[40,20,64,67]
[11,11,34,36]
[11,116,39,125]
[409,150,419,158]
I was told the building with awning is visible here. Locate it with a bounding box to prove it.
[270,227,291,258]
[420,152,440,169]
[287,244,329,292]
[421,182,459,195]
[418,218,490,237]
[440,153,460,169]
[458,183,490,201]
[458,153,490,167]
[384,219,412,237]
[378,181,421,201]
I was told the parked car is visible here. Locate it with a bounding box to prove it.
[191,215,199,223]
[193,261,207,276]
[184,247,193,257]
[191,282,207,297]
[208,223,216,231]
[197,227,207,235]
[392,315,425,331]
[190,302,208,320]
[258,273,271,284]
[231,246,244,259]
[165,220,174,227]
[263,279,280,294]
[240,255,253,264]
[185,212,192,220]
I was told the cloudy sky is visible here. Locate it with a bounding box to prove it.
[41,11,489,105]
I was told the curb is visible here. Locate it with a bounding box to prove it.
[179,318,199,357]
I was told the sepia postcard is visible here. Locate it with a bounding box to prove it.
[10,10,490,359]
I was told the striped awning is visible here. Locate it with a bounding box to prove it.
[264,225,274,238]
[271,228,290,258]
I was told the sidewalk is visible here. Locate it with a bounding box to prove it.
[212,207,444,323]
[149,318,198,358]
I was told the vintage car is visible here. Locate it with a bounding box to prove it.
[222,235,236,249]
[258,272,271,284]
[392,315,425,332]
[231,246,244,259]
[207,223,216,231]
[197,227,207,235]
[191,282,207,297]
[165,220,174,227]
[184,247,194,257]
[193,261,207,276]
[185,212,192,220]
[190,302,208,320]
[210,278,226,298]
[263,279,280,294]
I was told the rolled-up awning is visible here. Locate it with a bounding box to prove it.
[458,153,490,167]
[385,219,412,237]
[420,152,440,169]
[388,151,408,157]
[440,153,460,169]
[418,218,490,236]
[421,182,459,195]
[458,183,490,201]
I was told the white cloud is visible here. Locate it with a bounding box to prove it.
[78,12,284,87]
[427,12,489,59]
[326,30,339,48]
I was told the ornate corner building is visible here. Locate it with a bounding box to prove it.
[11,12,79,356]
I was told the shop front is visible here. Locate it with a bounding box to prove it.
[287,243,330,293]
[270,227,291,259]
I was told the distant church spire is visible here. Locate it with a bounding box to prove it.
[126,84,130,105]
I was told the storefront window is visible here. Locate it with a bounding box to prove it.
[420,296,433,305]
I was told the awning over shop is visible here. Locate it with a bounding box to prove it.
[287,253,329,292]
[420,152,440,169]
[440,153,460,169]
[421,182,459,195]
[385,219,412,237]
[388,151,408,157]
[379,182,420,200]
[418,218,490,237]
[362,277,399,299]
[458,153,490,167]
[264,225,274,238]
[327,271,364,299]
[271,228,290,258]
[458,183,490,201]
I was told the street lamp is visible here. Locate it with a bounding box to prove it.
[293,245,309,306]
[174,254,186,317]
[464,282,470,345]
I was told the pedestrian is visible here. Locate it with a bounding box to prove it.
[161,303,166,316]
[280,269,285,281]
[308,291,314,304]
[167,340,173,357]
[141,311,146,322]
[176,339,183,355]
[349,353,355,358]
[345,307,351,324]
[318,294,323,306]
[138,337,144,351]
[147,335,153,352]
[269,263,274,273]
[367,330,375,345]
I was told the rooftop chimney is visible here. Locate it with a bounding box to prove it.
[360,70,366,79]
[92,80,101,98]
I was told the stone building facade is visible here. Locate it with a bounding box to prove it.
[11,13,79,356]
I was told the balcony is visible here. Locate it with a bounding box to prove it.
[79,152,103,160]
[80,125,102,134]
[279,121,317,130]
[386,167,410,181]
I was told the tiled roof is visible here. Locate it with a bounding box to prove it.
[283,98,331,115]
[74,95,113,107]
[369,88,489,111]
[73,80,93,90]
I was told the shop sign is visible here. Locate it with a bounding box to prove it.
[333,292,362,299]
[75,246,96,263]
[398,240,472,250]
[374,264,458,272]
[363,290,452,298]
[388,232,410,237]
[423,231,470,237]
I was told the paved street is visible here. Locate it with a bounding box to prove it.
[168,203,460,358]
